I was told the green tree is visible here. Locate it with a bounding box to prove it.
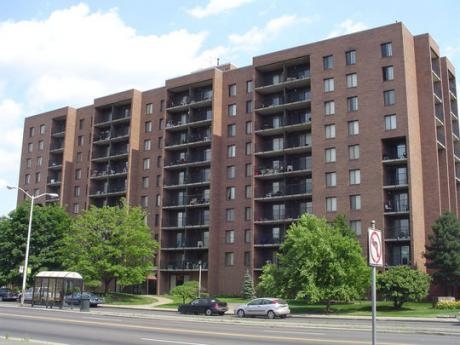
[257,214,370,312]
[331,214,357,238]
[377,265,430,309]
[61,200,158,293]
[242,269,256,299]
[0,202,71,287]
[424,212,460,296]
[171,280,199,304]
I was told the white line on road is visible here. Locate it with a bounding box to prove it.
[264,329,325,336]
[141,338,209,345]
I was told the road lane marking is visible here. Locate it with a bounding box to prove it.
[141,338,208,345]
[0,312,413,345]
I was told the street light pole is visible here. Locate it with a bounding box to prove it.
[6,185,59,306]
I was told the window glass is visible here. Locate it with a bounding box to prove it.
[325,124,336,138]
[347,96,359,112]
[346,50,357,65]
[325,148,336,162]
[326,172,337,187]
[381,42,393,57]
[323,55,333,69]
[326,197,337,212]
[325,100,335,115]
[384,90,396,106]
[383,65,394,81]
[384,114,397,130]
[324,78,335,92]
[348,120,359,135]
[346,73,358,88]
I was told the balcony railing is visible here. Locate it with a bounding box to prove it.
[161,261,208,270]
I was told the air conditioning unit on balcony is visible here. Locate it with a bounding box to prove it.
[50,179,55,183]
[197,241,203,248]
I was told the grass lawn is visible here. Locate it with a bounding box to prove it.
[103,292,157,305]
[288,300,460,318]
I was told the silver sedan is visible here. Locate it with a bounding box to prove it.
[234,297,290,319]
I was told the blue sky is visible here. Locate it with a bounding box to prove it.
[1,0,459,216]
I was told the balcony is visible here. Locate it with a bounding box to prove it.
[160,261,208,271]
[384,226,410,241]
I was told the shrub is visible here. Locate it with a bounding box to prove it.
[434,300,460,310]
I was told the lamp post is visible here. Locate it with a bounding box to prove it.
[6,185,59,306]
[198,260,202,298]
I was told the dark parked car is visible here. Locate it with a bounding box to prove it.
[178,297,228,316]
[64,292,104,307]
[0,287,18,301]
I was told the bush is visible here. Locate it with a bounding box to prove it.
[434,300,460,310]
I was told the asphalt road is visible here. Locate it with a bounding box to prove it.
[0,303,459,345]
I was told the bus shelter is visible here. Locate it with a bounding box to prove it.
[32,271,83,308]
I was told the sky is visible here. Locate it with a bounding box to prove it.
[0,0,459,216]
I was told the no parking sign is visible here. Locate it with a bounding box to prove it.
[368,228,383,267]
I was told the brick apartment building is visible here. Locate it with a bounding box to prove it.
[15,22,458,295]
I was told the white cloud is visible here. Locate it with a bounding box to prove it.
[326,19,368,39]
[187,0,253,18]
[0,99,23,178]
[229,15,311,52]
[0,3,216,109]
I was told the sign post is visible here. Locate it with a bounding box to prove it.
[368,221,383,345]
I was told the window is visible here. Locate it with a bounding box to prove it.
[227,144,236,158]
[227,124,236,137]
[384,114,397,130]
[245,121,252,134]
[141,196,148,207]
[324,100,335,115]
[228,104,237,116]
[245,142,252,155]
[226,208,235,221]
[37,156,43,166]
[35,172,41,183]
[73,203,80,214]
[382,65,394,81]
[323,55,333,70]
[38,140,44,150]
[245,163,252,177]
[144,139,151,151]
[350,195,361,210]
[28,143,33,152]
[229,84,236,96]
[246,80,253,93]
[226,186,236,200]
[157,155,162,168]
[325,148,336,163]
[225,230,235,244]
[26,158,32,168]
[348,120,359,135]
[346,50,357,65]
[273,137,283,150]
[349,169,361,185]
[156,175,161,187]
[29,127,35,137]
[346,73,358,88]
[381,42,393,57]
[326,172,337,187]
[76,152,82,162]
[156,194,161,207]
[146,103,153,115]
[74,186,81,197]
[324,78,335,92]
[326,197,337,212]
[246,100,253,113]
[75,169,82,180]
[384,90,396,106]
[77,135,84,146]
[40,124,46,134]
[225,252,234,266]
[79,119,84,130]
[350,220,362,235]
[245,207,252,221]
[159,118,164,129]
[325,124,336,139]
[245,185,252,199]
[347,96,359,112]
[144,121,152,132]
[227,165,236,179]
[244,251,251,266]
[142,176,149,188]
[25,174,30,185]
[244,229,251,243]
[160,99,165,112]
[143,158,150,170]
[349,144,360,160]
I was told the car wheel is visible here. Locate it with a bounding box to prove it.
[236,309,245,318]
[267,310,275,319]
[204,308,212,316]
[178,307,184,314]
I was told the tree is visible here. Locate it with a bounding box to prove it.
[424,212,460,296]
[0,202,71,287]
[257,214,370,312]
[242,269,256,299]
[171,281,199,304]
[377,265,430,309]
[61,200,158,293]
